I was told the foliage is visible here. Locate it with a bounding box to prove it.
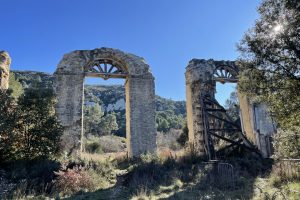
[14,87,63,160]
[85,141,103,154]
[54,166,95,196]
[84,104,104,135]
[177,122,189,147]
[156,110,185,133]
[224,90,240,122]
[84,104,119,136]
[272,127,300,159]
[12,70,53,89]
[155,95,186,116]
[53,158,116,196]
[0,87,63,162]
[157,129,181,151]
[100,113,119,135]
[238,0,300,129]
[84,135,126,154]
[8,72,23,99]
[0,89,18,162]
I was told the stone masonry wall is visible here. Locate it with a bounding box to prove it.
[185,59,216,156]
[125,75,156,157]
[238,92,276,157]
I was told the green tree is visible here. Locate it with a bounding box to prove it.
[84,104,119,136]
[0,87,63,161]
[238,0,300,129]
[273,127,300,159]
[177,121,189,147]
[99,113,119,135]
[157,118,169,133]
[0,89,18,162]
[84,104,104,135]
[16,88,62,160]
[156,110,185,133]
[224,90,240,122]
[8,72,24,99]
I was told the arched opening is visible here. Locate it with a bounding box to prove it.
[83,76,127,158]
[185,59,257,160]
[54,48,157,157]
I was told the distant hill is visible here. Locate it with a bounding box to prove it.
[84,84,186,116]
[12,70,186,115]
[12,70,53,89]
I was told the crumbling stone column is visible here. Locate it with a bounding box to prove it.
[54,73,84,156]
[0,51,11,90]
[238,92,276,157]
[237,93,256,143]
[185,59,215,156]
[125,74,156,157]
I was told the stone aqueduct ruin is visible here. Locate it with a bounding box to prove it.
[54,48,156,157]
[0,48,276,158]
[185,59,276,159]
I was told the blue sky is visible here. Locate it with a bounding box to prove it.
[0,0,260,104]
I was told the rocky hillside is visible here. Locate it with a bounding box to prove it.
[12,70,186,136]
[12,70,186,115]
[84,85,186,116]
[12,70,53,89]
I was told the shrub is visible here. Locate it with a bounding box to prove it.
[54,166,95,196]
[98,135,126,153]
[83,135,126,154]
[273,127,300,159]
[157,130,181,151]
[85,142,103,154]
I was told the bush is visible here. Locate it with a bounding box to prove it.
[177,122,188,147]
[85,142,103,154]
[98,135,126,153]
[157,129,182,151]
[1,159,60,198]
[54,166,95,196]
[273,127,300,159]
[58,158,117,191]
[84,135,126,154]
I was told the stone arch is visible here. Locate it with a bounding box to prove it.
[185,59,276,158]
[54,47,156,157]
[185,59,245,158]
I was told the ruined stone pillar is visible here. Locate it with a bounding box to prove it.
[54,73,84,156]
[125,74,156,157]
[0,51,11,90]
[238,92,277,157]
[237,92,256,143]
[185,59,215,156]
